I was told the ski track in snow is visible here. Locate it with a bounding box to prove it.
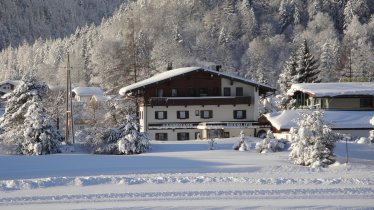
[1,174,374,192]
[1,174,374,206]
[1,188,374,205]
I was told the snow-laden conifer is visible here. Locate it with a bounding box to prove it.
[233,130,249,151]
[277,53,298,109]
[289,111,337,167]
[85,114,150,155]
[0,76,62,155]
[208,138,217,150]
[295,40,320,83]
[369,130,374,143]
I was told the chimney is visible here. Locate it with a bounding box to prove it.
[167,62,173,71]
[216,65,222,72]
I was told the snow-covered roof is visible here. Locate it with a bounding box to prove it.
[0,80,21,87]
[287,82,374,97]
[91,95,109,102]
[72,87,104,96]
[119,67,275,96]
[264,110,374,130]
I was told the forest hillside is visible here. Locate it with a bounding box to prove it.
[0,0,373,92]
[0,0,126,50]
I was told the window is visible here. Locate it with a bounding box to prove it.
[360,98,373,108]
[155,111,167,119]
[195,110,200,116]
[156,133,168,141]
[233,110,246,119]
[223,87,231,96]
[199,88,208,96]
[172,89,178,97]
[177,111,189,119]
[177,132,190,140]
[224,132,230,138]
[200,110,213,119]
[157,88,164,97]
[320,99,328,109]
[236,87,243,96]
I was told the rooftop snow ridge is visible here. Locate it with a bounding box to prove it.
[287,82,374,97]
[119,66,274,96]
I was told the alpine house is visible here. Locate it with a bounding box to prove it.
[264,82,374,139]
[119,66,275,141]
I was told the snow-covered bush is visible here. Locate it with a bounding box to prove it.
[355,137,370,144]
[103,97,136,127]
[208,138,217,150]
[255,130,287,153]
[233,131,249,151]
[369,130,374,143]
[85,114,150,155]
[289,111,337,168]
[0,77,62,155]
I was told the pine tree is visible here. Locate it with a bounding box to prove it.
[278,0,294,32]
[289,111,337,167]
[223,0,236,17]
[0,76,62,155]
[319,39,340,82]
[277,53,297,109]
[85,110,149,155]
[117,114,150,155]
[295,40,320,83]
[343,0,370,29]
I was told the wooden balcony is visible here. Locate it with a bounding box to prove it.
[146,96,252,106]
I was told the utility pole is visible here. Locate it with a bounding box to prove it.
[130,9,137,83]
[348,48,352,82]
[65,53,75,144]
[65,54,70,144]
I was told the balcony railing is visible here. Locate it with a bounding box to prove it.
[146,96,251,106]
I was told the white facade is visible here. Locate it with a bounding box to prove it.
[140,104,266,140]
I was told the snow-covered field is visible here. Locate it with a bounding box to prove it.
[1,137,373,209]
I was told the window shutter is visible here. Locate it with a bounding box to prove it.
[164,111,167,119]
[233,111,237,119]
[177,111,180,119]
[243,111,246,119]
[155,111,158,119]
[186,111,189,119]
[209,110,213,118]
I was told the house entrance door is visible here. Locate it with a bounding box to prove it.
[208,129,223,139]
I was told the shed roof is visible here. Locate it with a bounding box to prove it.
[72,87,104,96]
[287,82,374,97]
